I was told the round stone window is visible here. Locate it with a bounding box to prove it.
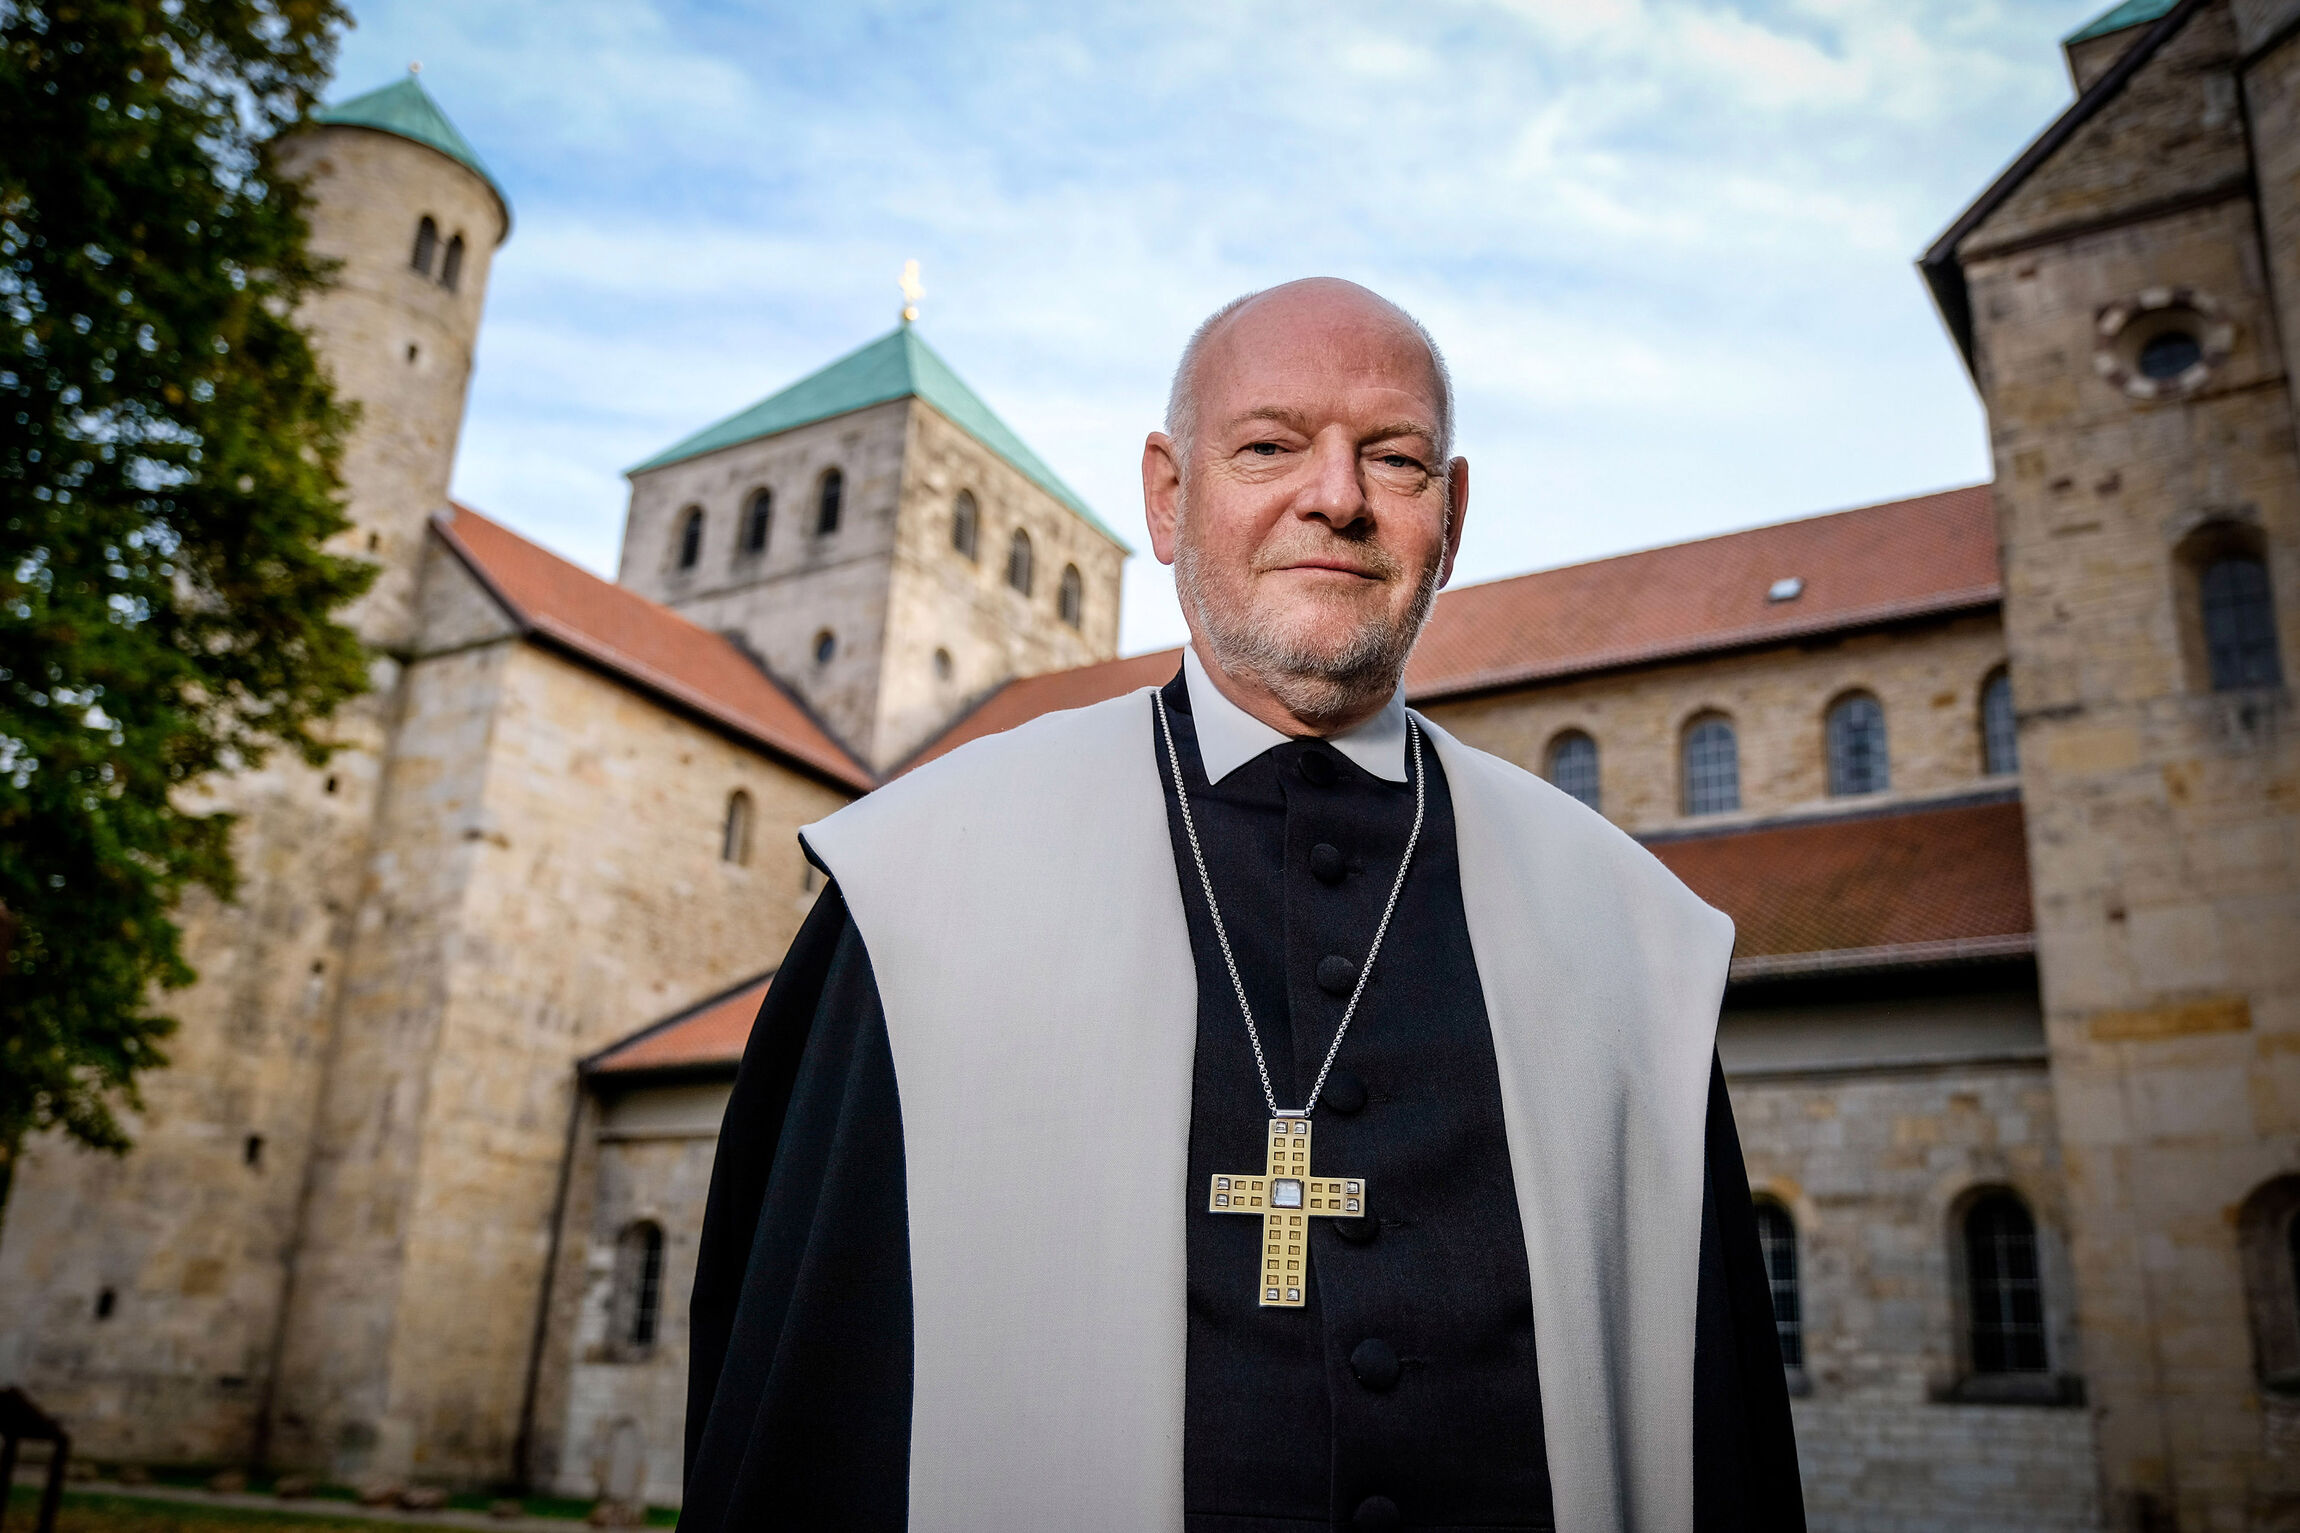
[2094,287,2234,401]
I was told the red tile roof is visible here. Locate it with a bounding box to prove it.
[1405,484,2000,700]
[900,648,1185,773]
[912,484,2001,763]
[435,506,874,791]
[587,972,772,1077]
[1649,796,2035,981]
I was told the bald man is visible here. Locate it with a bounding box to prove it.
[684,280,1803,1533]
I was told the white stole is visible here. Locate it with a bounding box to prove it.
[802,688,1732,1533]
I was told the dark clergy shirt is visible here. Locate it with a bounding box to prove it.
[683,670,1805,1532]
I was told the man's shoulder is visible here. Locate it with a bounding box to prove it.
[808,688,1154,853]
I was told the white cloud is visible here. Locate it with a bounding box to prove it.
[333,0,2109,654]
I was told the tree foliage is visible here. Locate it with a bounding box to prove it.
[0,0,368,1160]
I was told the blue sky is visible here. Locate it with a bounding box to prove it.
[332,0,2118,655]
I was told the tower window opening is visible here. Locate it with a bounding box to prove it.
[1981,669,2018,775]
[243,1134,264,1168]
[741,489,772,556]
[615,1221,666,1353]
[1007,529,1034,597]
[410,215,438,277]
[1546,730,1600,811]
[952,491,979,561]
[722,790,753,866]
[94,1288,116,1321]
[1965,1191,2048,1374]
[816,468,843,536]
[2202,555,2282,691]
[1825,692,1889,797]
[814,630,836,666]
[1682,714,1740,816]
[934,648,953,682]
[1059,564,1084,628]
[676,507,705,571]
[1753,1201,1803,1369]
[439,233,465,293]
[2138,330,2202,380]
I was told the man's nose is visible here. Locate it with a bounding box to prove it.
[1293,428,1370,531]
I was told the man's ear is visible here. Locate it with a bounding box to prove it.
[1438,457,1470,588]
[1143,433,1184,566]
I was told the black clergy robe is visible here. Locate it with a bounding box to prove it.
[684,669,1804,1531]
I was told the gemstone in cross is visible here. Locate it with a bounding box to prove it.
[1207,1116,1366,1308]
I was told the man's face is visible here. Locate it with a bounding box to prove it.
[1144,281,1469,726]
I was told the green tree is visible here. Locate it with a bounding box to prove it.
[0,0,370,1164]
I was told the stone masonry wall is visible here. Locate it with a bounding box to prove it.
[264,544,852,1482]
[876,400,1125,767]
[1729,1060,2098,1532]
[619,401,909,759]
[1960,7,2300,1523]
[1420,613,2010,838]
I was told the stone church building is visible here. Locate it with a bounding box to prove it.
[1,2,2296,1526]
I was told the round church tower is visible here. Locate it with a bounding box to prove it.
[269,72,510,651]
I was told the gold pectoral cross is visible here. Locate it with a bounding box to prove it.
[1208,1116,1366,1308]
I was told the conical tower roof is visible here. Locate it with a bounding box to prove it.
[312,75,511,233]
[631,326,1126,549]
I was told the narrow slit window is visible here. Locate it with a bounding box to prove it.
[722,790,753,866]
[1981,670,2018,776]
[1546,731,1600,811]
[410,216,438,276]
[618,1222,666,1352]
[1753,1201,1803,1368]
[2201,555,2283,690]
[742,489,772,556]
[952,491,979,561]
[676,507,704,571]
[816,469,843,536]
[1966,1192,2048,1374]
[1059,564,1084,628]
[440,233,465,293]
[1682,716,1740,816]
[1826,693,1889,797]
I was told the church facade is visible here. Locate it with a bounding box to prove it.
[0,4,2295,1528]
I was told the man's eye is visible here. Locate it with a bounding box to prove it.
[1248,442,1281,457]
[1380,454,1419,470]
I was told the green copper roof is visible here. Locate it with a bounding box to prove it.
[2064,0,2178,44]
[312,76,510,228]
[630,326,1128,550]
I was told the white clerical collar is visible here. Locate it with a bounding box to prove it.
[1181,646,1410,785]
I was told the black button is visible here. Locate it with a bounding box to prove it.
[1334,1214,1378,1245]
[1316,955,1357,996]
[1350,1338,1401,1392]
[1321,1070,1367,1115]
[1309,842,1347,884]
[1298,750,1337,787]
[1352,1497,1401,1529]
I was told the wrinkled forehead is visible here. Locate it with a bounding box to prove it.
[1196,291,1446,435]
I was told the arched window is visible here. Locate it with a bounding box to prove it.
[1752,1201,1803,1369]
[1059,564,1084,629]
[676,506,704,571]
[2238,1177,2300,1388]
[1007,528,1034,596]
[1964,1191,2048,1374]
[440,233,465,293]
[952,491,979,561]
[2202,555,2283,690]
[721,790,752,866]
[816,468,843,536]
[1682,715,1740,816]
[1545,730,1601,811]
[741,489,772,556]
[1981,669,2018,776]
[1825,692,1889,797]
[614,1221,666,1353]
[410,215,438,276]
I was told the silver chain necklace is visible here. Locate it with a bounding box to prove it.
[1153,689,1427,1120]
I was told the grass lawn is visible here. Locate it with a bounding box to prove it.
[5,1489,436,1533]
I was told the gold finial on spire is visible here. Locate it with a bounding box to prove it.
[899,259,924,326]
[408,60,423,74]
